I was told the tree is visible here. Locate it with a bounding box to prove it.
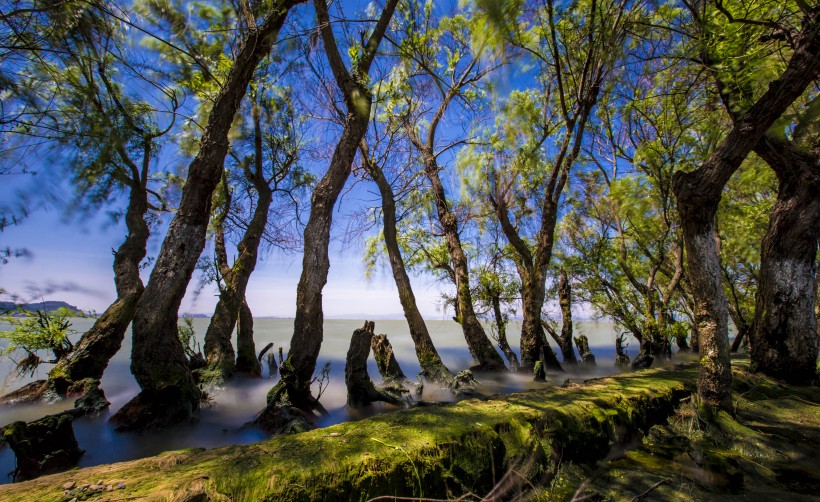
[112,0,305,430]
[671,0,820,412]
[476,0,633,372]
[0,0,177,399]
[202,64,307,382]
[257,0,399,432]
[398,1,506,370]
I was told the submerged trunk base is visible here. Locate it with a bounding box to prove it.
[109,385,200,431]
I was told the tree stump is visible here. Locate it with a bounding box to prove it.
[370,334,408,384]
[574,335,596,366]
[615,334,631,368]
[1,412,84,481]
[345,321,403,407]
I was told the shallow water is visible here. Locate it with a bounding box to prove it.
[0,317,629,483]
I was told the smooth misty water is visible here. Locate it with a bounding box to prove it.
[0,318,630,483]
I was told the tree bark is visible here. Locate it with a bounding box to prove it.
[750,137,819,384]
[491,293,519,371]
[116,2,300,430]
[556,268,577,365]
[48,176,149,394]
[672,17,820,412]
[615,334,630,368]
[574,335,595,366]
[257,0,398,429]
[370,334,408,385]
[235,298,261,376]
[423,155,506,371]
[364,157,455,384]
[345,322,403,407]
[203,148,274,380]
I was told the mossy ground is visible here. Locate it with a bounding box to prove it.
[3,358,816,501]
[549,355,820,501]
[0,364,699,501]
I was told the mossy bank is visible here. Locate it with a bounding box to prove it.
[2,364,700,501]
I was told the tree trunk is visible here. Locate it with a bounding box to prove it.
[365,159,454,384]
[491,294,519,371]
[672,20,820,413]
[115,4,298,430]
[345,322,403,407]
[235,298,261,376]
[424,156,505,371]
[750,137,819,384]
[574,335,595,366]
[203,175,273,380]
[257,0,398,431]
[371,334,408,385]
[615,334,630,368]
[556,268,577,365]
[48,180,149,394]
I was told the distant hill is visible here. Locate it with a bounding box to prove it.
[0,300,84,315]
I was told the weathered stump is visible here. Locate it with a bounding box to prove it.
[574,335,596,366]
[615,334,631,368]
[371,334,408,384]
[345,321,403,407]
[1,412,84,481]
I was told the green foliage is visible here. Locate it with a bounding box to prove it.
[0,308,79,376]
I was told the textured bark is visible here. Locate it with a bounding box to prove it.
[673,14,820,413]
[1,413,84,482]
[235,298,261,376]
[48,175,149,394]
[556,269,577,365]
[574,335,595,366]
[750,137,819,384]
[257,0,398,428]
[118,2,300,430]
[364,158,454,384]
[424,155,505,371]
[491,294,519,371]
[345,322,402,407]
[204,162,274,379]
[371,334,408,385]
[615,334,630,368]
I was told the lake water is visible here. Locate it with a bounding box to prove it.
[0,317,632,484]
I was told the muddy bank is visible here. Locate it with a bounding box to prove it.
[0,364,696,501]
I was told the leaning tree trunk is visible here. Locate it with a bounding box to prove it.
[235,298,261,376]
[750,137,819,384]
[256,0,399,432]
[114,3,299,430]
[203,167,273,381]
[48,181,149,394]
[424,157,505,371]
[672,19,820,413]
[366,159,454,384]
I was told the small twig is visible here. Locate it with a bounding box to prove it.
[630,479,668,501]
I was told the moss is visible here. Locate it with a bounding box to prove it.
[0,365,699,501]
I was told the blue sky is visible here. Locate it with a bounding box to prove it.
[0,169,450,318]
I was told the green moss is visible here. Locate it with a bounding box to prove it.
[0,365,699,501]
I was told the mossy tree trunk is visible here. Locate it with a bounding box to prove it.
[117,2,300,430]
[363,153,455,385]
[257,0,398,430]
[574,335,595,365]
[204,101,279,381]
[672,19,820,412]
[49,177,149,394]
[750,136,819,384]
